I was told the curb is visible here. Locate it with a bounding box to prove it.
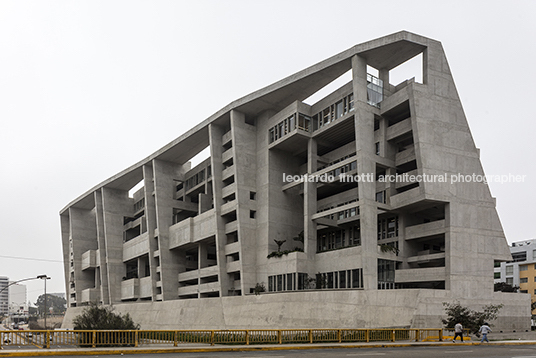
[1,341,536,357]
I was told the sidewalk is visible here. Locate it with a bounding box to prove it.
[2,339,536,357]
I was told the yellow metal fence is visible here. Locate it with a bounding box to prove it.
[0,328,448,349]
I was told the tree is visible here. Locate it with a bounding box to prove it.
[442,301,503,336]
[35,294,66,315]
[274,239,286,253]
[494,281,519,293]
[73,302,139,330]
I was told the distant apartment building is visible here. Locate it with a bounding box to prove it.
[0,277,8,316]
[494,239,536,304]
[61,31,529,330]
[8,282,27,314]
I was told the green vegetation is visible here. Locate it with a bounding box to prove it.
[73,302,139,330]
[442,301,503,336]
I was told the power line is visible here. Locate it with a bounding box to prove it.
[0,255,63,263]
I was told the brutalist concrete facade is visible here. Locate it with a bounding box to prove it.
[61,31,529,330]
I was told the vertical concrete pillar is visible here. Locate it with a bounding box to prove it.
[101,187,133,303]
[304,138,318,264]
[94,190,110,304]
[199,242,208,268]
[209,123,232,296]
[230,109,258,294]
[352,54,378,290]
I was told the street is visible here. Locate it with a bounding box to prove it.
[35,345,536,358]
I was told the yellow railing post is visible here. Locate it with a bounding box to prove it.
[174,330,178,347]
[366,329,369,343]
[415,329,419,342]
[92,331,96,348]
[246,330,249,345]
[391,330,395,342]
[309,329,313,343]
[210,330,215,346]
[46,330,50,349]
[278,330,282,344]
[439,329,443,342]
[134,330,139,347]
[338,329,341,343]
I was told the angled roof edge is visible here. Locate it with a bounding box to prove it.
[60,30,438,214]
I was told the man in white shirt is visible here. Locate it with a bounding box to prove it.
[453,322,464,343]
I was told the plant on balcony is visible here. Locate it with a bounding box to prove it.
[253,282,266,295]
[378,243,399,255]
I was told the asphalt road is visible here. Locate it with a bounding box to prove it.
[45,345,536,358]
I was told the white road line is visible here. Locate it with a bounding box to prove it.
[443,350,473,354]
[346,354,386,356]
[511,356,536,358]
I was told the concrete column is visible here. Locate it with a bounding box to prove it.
[101,187,133,304]
[199,242,208,268]
[352,54,378,290]
[94,190,110,304]
[209,123,232,296]
[230,109,258,294]
[304,138,318,264]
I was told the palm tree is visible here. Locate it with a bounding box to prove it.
[274,239,286,252]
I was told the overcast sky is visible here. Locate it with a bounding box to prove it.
[1,0,535,305]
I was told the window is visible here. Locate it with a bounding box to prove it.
[520,265,528,271]
[512,252,527,262]
[505,266,514,275]
[375,142,380,155]
[533,249,536,260]
[520,277,528,283]
[520,290,528,293]
[376,191,385,204]
[250,191,256,200]
[494,272,501,279]
[494,261,501,268]
[250,210,256,219]
[506,277,514,285]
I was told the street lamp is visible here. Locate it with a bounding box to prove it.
[37,275,51,329]
[0,275,50,328]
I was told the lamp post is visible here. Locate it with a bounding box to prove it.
[0,275,50,328]
[37,275,51,329]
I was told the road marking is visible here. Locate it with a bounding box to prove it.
[511,356,536,358]
[443,350,473,354]
[346,354,386,356]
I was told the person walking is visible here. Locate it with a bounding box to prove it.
[479,322,492,343]
[453,322,464,343]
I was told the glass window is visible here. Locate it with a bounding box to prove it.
[506,277,514,285]
[505,265,514,275]
[339,271,346,289]
[521,277,528,283]
[494,272,500,279]
[494,261,501,268]
[520,265,528,271]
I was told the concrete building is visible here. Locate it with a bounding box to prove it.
[8,283,27,313]
[0,277,8,316]
[61,31,529,330]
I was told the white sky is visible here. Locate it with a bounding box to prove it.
[1,0,535,305]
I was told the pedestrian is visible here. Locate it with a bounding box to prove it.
[479,322,492,343]
[453,322,464,343]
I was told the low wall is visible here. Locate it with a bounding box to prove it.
[62,289,530,331]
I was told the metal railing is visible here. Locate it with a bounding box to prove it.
[0,328,451,349]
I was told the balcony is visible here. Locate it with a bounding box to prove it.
[80,288,99,303]
[178,285,198,296]
[222,148,233,164]
[169,210,217,249]
[139,277,152,299]
[225,220,238,234]
[407,251,445,265]
[390,186,423,209]
[221,182,236,199]
[123,232,150,262]
[81,250,97,271]
[226,260,241,273]
[222,130,232,146]
[221,200,237,216]
[395,147,416,166]
[225,241,240,255]
[199,281,219,294]
[405,220,446,240]
[395,267,446,283]
[222,166,234,181]
[386,117,412,141]
[121,278,139,300]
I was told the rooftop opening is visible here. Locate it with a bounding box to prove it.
[128,179,144,198]
[190,146,210,168]
[389,53,423,86]
[303,70,353,106]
